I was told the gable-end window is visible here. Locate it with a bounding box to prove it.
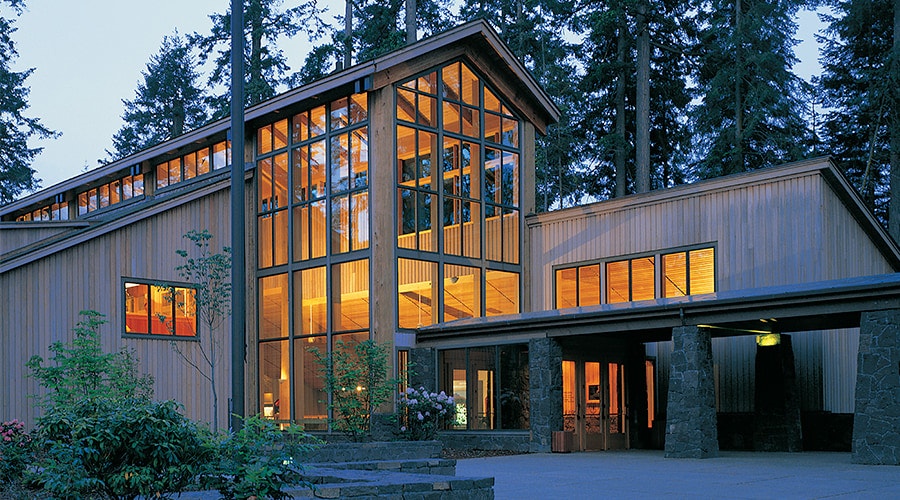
[123,280,197,337]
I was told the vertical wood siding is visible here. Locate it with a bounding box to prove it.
[1,189,233,429]
[529,167,895,413]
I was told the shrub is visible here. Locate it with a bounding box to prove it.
[31,398,210,499]
[26,310,208,499]
[397,387,457,441]
[311,339,397,440]
[0,419,33,485]
[26,310,153,412]
[201,415,319,500]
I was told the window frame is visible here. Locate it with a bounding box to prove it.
[552,243,717,309]
[121,277,199,340]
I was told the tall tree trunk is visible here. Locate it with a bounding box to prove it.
[344,0,353,68]
[406,0,416,44]
[635,2,651,193]
[733,0,744,174]
[615,16,628,198]
[249,0,263,104]
[890,0,900,241]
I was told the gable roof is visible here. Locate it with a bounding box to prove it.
[1,20,559,218]
[528,157,900,270]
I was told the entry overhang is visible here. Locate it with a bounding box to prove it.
[416,273,900,344]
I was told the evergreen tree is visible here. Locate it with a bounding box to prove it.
[306,0,454,77]
[191,0,326,118]
[691,0,810,178]
[0,0,57,205]
[108,33,208,160]
[460,0,583,210]
[570,0,695,201]
[818,0,898,228]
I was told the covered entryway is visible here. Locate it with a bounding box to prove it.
[562,358,628,450]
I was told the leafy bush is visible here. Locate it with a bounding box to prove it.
[397,387,457,441]
[31,398,210,499]
[201,415,319,500]
[25,310,208,499]
[0,419,33,485]
[311,339,397,440]
[26,310,153,411]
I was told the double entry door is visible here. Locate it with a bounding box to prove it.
[563,358,628,451]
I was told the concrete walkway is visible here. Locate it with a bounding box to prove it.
[456,450,900,499]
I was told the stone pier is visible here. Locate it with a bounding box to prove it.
[852,309,900,465]
[665,325,718,458]
[528,337,562,453]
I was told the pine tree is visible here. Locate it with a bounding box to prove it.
[570,0,695,201]
[818,0,897,228]
[191,0,326,118]
[460,0,583,210]
[691,0,810,178]
[0,0,57,205]
[108,33,208,160]
[305,0,454,77]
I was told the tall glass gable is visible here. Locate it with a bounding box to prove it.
[396,61,522,330]
[256,93,370,428]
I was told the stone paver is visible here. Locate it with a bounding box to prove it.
[456,450,900,499]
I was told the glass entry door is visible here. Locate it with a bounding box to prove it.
[563,358,628,451]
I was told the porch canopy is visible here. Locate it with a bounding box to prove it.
[416,273,900,344]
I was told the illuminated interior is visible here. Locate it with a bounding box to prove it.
[555,247,716,308]
[124,281,196,336]
[256,93,370,425]
[396,61,522,328]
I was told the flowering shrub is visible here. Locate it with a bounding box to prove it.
[0,419,32,484]
[398,387,457,441]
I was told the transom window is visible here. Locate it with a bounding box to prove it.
[555,247,716,308]
[123,280,197,337]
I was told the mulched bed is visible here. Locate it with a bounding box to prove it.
[441,448,528,459]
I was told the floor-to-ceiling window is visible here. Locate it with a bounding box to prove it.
[396,61,522,329]
[256,93,370,429]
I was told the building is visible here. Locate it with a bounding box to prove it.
[3,20,900,463]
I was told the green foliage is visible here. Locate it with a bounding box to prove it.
[108,32,209,160]
[30,399,210,500]
[26,311,153,411]
[0,1,58,205]
[201,415,318,500]
[691,0,810,177]
[190,0,327,117]
[311,339,398,440]
[0,419,32,485]
[397,387,457,441]
[818,0,897,224]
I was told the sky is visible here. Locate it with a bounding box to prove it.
[9,2,825,193]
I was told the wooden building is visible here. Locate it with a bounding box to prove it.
[2,21,899,456]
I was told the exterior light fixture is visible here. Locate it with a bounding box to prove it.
[756,333,781,346]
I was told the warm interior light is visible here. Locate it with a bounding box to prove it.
[263,392,275,418]
[756,333,781,347]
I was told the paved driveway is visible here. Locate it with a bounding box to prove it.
[456,450,900,499]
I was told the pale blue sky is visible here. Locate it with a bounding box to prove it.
[10,2,825,192]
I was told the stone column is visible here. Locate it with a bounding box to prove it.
[753,334,802,452]
[529,337,562,453]
[665,325,718,458]
[852,309,900,465]
[409,347,437,390]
